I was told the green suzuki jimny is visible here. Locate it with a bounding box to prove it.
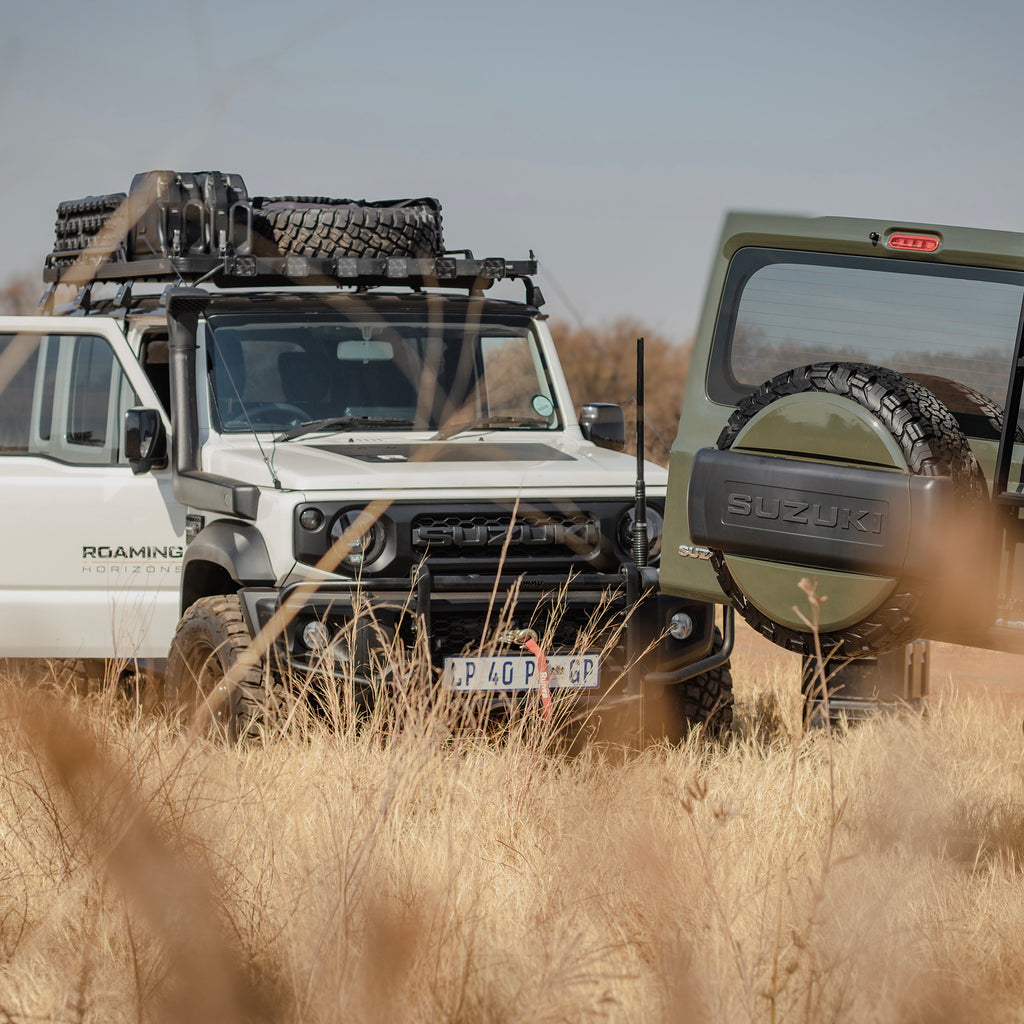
[662,212,1024,663]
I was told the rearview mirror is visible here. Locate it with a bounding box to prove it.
[125,408,168,474]
[579,403,625,451]
[337,340,394,361]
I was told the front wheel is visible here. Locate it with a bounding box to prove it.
[165,595,289,738]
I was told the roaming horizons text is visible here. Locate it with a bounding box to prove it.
[81,544,183,574]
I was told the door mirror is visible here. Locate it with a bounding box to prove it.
[579,403,626,451]
[125,408,167,474]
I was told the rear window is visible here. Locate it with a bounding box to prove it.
[710,248,1024,421]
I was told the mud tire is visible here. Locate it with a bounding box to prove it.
[638,628,733,745]
[905,373,1024,443]
[712,362,986,657]
[665,628,734,739]
[252,197,443,259]
[165,595,290,739]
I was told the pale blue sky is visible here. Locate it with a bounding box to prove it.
[3,0,1023,341]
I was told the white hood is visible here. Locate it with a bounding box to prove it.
[202,433,668,499]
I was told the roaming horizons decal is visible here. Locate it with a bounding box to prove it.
[81,544,184,575]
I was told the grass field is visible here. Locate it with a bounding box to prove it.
[0,629,1022,1023]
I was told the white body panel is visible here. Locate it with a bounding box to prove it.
[0,317,184,659]
[0,458,184,657]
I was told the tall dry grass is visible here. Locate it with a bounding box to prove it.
[0,640,1022,1023]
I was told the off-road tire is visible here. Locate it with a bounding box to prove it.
[712,362,986,657]
[905,373,1024,444]
[165,595,290,739]
[251,197,443,259]
[664,628,733,739]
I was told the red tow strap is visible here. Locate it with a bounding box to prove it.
[523,637,552,720]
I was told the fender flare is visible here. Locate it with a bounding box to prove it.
[180,520,275,614]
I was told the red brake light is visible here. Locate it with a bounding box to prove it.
[886,232,941,253]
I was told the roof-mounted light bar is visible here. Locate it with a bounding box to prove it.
[44,252,544,310]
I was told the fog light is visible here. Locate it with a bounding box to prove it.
[302,621,330,650]
[668,612,694,641]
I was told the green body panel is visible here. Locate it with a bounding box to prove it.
[660,209,1024,652]
[731,394,909,469]
[725,557,898,633]
[723,395,908,632]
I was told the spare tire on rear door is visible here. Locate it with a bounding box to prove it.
[687,362,990,657]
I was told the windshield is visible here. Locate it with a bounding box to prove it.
[205,312,559,435]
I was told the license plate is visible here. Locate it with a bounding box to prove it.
[442,654,601,692]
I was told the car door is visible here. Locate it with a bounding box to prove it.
[0,316,185,660]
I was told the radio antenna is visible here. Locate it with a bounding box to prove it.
[632,336,648,567]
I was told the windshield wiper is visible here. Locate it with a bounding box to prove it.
[274,416,414,442]
[432,415,550,441]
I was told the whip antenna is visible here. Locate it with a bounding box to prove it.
[632,336,648,567]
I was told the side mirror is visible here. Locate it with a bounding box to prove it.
[579,403,626,451]
[125,408,168,474]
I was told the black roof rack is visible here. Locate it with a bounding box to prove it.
[42,170,543,306]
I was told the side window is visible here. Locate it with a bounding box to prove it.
[37,341,59,441]
[61,335,138,465]
[67,336,116,447]
[140,333,171,413]
[0,334,43,451]
[0,333,138,466]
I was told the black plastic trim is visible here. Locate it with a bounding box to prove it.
[237,573,715,686]
[646,606,734,686]
[166,288,260,519]
[995,291,1024,503]
[688,448,955,578]
[44,253,537,292]
[183,521,274,588]
[293,499,665,576]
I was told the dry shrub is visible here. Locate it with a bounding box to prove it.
[0,274,39,316]
[549,318,691,465]
[0,637,1021,1021]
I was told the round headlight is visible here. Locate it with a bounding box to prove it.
[616,506,664,563]
[299,507,325,531]
[330,508,387,569]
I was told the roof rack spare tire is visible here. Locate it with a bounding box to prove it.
[250,196,444,259]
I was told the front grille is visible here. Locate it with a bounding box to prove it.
[411,510,600,562]
[294,499,644,575]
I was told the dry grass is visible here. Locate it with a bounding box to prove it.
[0,633,1022,1023]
